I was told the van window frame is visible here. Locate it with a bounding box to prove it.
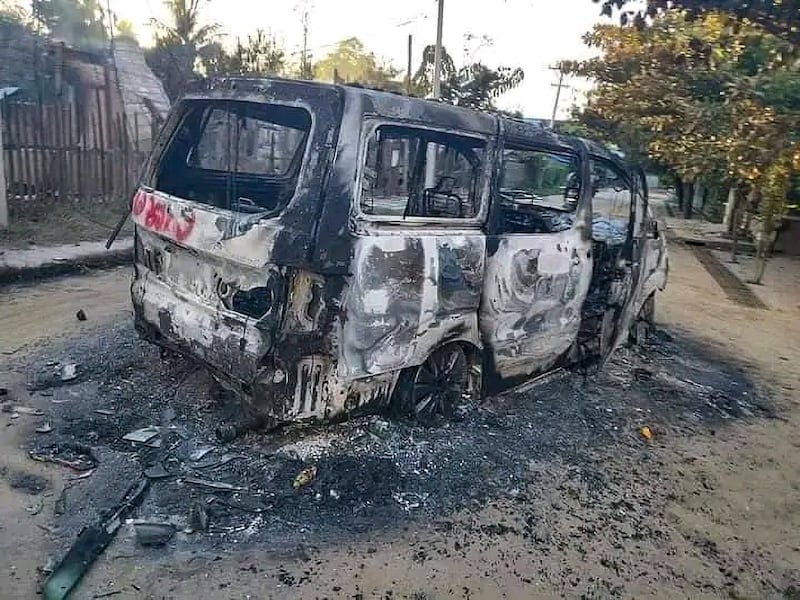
[353,119,492,228]
[588,155,635,244]
[495,139,583,235]
[146,98,318,217]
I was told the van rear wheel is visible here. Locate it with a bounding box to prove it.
[393,344,469,427]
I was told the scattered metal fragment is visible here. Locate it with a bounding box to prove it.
[26,499,44,515]
[189,446,214,461]
[144,464,172,480]
[60,364,78,382]
[35,422,53,434]
[67,469,95,481]
[94,409,115,416]
[192,453,246,470]
[92,591,122,599]
[121,427,160,445]
[392,491,429,512]
[292,466,317,489]
[640,426,653,441]
[29,444,98,472]
[42,478,149,600]
[184,477,244,492]
[76,310,87,322]
[133,521,176,547]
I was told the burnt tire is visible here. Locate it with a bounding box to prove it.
[391,344,469,427]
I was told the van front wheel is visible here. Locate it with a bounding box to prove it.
[392,344,469,427]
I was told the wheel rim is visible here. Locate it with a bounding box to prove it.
[411,345,468,423]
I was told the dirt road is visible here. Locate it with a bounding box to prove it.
[0,267,132,354]
[1,246,799,600]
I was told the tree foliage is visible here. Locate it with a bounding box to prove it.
[596,0,800,46]
[199,30,286,77]
[313,37,399,88]
[32,0,107,48]
[146,0,220,100]
[115,18,135,41]
[0,0,26,21]
[571,7,800,279]
[412,44,524,110]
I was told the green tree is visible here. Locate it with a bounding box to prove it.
[412,44,524,110]
[115,18,135,41]
[569,8,800,281]
[146,0,220,100]
[200,30,286,77]
[32,0,107,48]
[313,37,399,88]
[596,0,800,46]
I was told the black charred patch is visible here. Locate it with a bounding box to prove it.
[15,321,774,560]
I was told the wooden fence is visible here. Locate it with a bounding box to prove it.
[1,92,154,203]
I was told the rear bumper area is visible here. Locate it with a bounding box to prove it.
[132,272,400,424]
[132,274,269,384]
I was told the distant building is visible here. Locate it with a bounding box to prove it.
[0,21,169,153]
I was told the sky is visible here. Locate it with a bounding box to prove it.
[109,0,613,118]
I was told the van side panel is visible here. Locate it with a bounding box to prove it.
[341,233,485,380]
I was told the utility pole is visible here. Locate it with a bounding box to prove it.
[301,13,309,78]
[296,0,313,79]
[0,103,6,229]
[432,0,444,99]
[425,0,446,189]
[406,34,413,94]
[549,65,571,130]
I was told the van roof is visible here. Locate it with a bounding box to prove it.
[184,77,627,165]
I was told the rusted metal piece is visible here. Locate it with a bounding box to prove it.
[130,77,669,428]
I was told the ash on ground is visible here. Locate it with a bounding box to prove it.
[13,322,772,558]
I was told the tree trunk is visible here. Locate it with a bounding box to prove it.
[723,187,736,234]
[729,192,742,263]
[747,250,767,285]
[701,186,709,210]
[683,181,694,219]
[675,175,684,210]
[747,188,776,285]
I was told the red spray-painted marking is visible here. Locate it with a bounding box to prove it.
[132,189,196,242]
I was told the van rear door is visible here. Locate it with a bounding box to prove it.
[132,81,343,383]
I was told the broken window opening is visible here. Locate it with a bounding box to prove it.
[154,100,312,215]
[498,146,580,234]
[360,125,485,220]
[590,159,632,245]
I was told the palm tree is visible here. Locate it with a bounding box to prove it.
[153,0,219,49]
[148,0,220,99]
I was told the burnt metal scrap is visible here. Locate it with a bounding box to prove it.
[42,478,149,600]
[130,76,669,429]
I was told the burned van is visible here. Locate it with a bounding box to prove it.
[131,77,667,428]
